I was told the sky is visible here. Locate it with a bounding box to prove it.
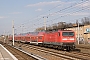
[0,0,90,35]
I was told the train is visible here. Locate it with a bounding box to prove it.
[9,30,76,51]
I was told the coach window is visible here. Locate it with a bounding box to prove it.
[58,32,60,36]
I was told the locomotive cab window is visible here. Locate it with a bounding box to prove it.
[69,32,74,36]
[62,32,74,36]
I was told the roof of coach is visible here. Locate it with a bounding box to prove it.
[14,34,22,37]
[37,32,45,36]
[27,32,39,35]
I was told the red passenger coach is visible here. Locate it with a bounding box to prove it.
[17,35,22,42]
[25,34,31,43]
[9,36,13,41]
[37,32,45,44]
[43,30,76,50]
[19,35,25,42]
[28,32,45,44]
[14,35,18,41]
[30,35,37,43]
[14,35,21,41]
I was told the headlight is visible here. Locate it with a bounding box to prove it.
[62,38,67,40]
[69,38,74,40]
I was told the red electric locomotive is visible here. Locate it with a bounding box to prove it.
[43,30,76,50]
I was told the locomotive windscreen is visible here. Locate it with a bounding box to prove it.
[62,32,74,36]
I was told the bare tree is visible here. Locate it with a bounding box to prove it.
[81,17,90,25]
[57,22,66,30]
[66,23,73,28]
[47,26,52,31]
[35,17,90,31]
[52,23,58,30]
[35,27,44,32]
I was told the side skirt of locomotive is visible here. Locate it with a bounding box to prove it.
[41,42,75,51]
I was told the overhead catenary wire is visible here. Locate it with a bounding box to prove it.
[31,0,88,25]
[16,0,86,26]
[33,8,90,30]
[28,0,90,32]
[19,0,73,24]
[15,0,90,33]
[31,3,90,29]
[28,0,89,25]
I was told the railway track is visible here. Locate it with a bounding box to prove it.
[2,43,36,60]
[0,41,47,60]
[77,45,90,49]
[13,41,90,60]
[7,41,90,60]
[23,44,90,60]
[76,44,90,54]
